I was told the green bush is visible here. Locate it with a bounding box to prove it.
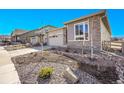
[39,67,54,79]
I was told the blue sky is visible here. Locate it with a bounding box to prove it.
[0,9,123,37]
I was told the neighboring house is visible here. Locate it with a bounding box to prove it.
[64,10,111,51]
[48,27,67,46]
[0,35,11,42]
[10,10,111,51]
[0,35,11,45]
[11,29,27,42]
[19,25,57,45]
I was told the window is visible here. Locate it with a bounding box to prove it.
[74,22,89,41]
[85,24,88,40]
[75,25,79,35]
[80,25,83,35]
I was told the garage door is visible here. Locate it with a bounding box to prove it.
[30,36,37,45]
[49,34,63,46]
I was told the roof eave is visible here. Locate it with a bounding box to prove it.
[101,15,111,35]
[48,27,66,33]
[64,10,106,25]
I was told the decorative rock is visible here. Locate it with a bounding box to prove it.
[26,43,31,47]
[117,80,123,84]
[115,61,124,83]
[63,67,78,83]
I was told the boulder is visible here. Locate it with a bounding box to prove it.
[117,80,123,84]
[26,43,31,47]
[63,67,78,83]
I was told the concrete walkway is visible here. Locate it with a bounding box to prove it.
[0,47,20,84]
[9,47,39,57]
[0,46,51,84]
[8,46,51,57]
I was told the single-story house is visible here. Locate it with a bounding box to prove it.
[11,29,27,42]
[18,25,57,45]
[11,10,111,52]
[0,35,11,45]
[0,35,11,42]
[63,10,111,51]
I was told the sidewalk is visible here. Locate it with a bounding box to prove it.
[0,46,51,84]
[0,47,20,84]
[9,47,39,57]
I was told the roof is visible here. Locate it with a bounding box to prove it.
[29,25,57,32]
[101,16,111,35]
[64,10,111,35]
[64,10,106,24]
[48,27,66,33]
[11,29,28,36]
[19,25,58,36]
[40,25,57,29]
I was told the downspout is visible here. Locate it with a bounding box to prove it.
[91,17,94,59]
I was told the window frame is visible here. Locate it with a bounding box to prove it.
[74,20,89,41]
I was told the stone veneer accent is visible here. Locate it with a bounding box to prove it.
[67,16,101,51]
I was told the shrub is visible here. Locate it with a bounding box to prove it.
[39,67,54,79]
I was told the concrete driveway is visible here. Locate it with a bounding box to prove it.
[8,46,51,57]
[0,46,51,84]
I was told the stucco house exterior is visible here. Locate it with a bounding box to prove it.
[11,29,27,42]
[64,10,111,51]
[10,10,111,52]
[18,25,57,45]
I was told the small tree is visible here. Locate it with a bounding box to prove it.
[82,40,84,57]
[40,30,45,56]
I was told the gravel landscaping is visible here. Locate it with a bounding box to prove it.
[11,46,124,84]
[11,51,100,84]
[49,47,124,84]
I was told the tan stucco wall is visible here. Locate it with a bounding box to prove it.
[19,26,56,44]
[100,18,111,42]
